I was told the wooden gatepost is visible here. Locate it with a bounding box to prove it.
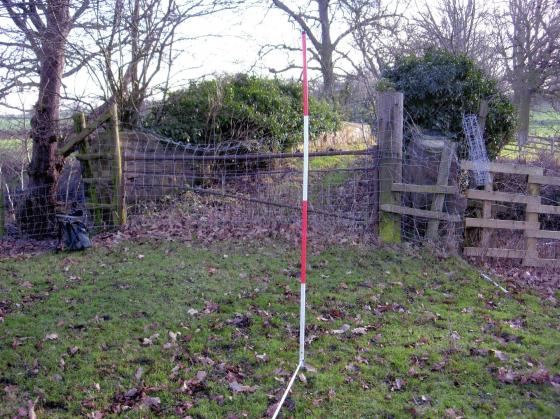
[59,104,126,229]
[0,174,4,237]
[377,91,404,243]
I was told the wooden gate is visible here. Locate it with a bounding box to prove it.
[462,160,560,268]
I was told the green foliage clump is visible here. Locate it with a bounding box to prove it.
[382,49,516,158]
[148,74,341,152]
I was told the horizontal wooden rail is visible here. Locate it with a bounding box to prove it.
[466,189,541,205]
[380,204,461,222]
[529,135,560,140]
[391,183,457,194]
[76,152,112,160]
[464,247,525,259]
[526,204,560,215]
[465,218,539,230]
[525,229,560,240]
[528,175,560,187]
[460,160,543,176]
[523,258,560,268]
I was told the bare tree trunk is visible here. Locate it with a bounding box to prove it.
[121,0,141,128]
[495,0,560,146]
[515,86,531,146]
[318,0,335,101]
[269,0,402,104]
[19,0,70,236]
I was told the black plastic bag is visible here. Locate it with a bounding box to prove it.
[56,213,92,251]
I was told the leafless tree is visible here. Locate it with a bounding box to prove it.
[82,0,240,127]
[410,0,496,73]
[0,0,241,233]
[350,1,407,103]
[0,0,92,233]
[494,0,560,145]
[267,0,403,102]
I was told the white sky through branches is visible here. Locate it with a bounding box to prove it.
[0,4,303,115]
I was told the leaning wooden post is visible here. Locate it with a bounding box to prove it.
[110,104,126,226]
[377,91,404,243]
[426,142,456,240]
[477,99,489,136]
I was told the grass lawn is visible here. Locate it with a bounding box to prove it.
[499,107,560,160]
[1,240,559,418]
[530,108,560,138]
[0,138,25,151]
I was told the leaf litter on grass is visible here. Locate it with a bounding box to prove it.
[0,239,559,417]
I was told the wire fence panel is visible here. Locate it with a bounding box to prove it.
[1,122,379,241]
[2,102,560,274]
[119,129,378,233]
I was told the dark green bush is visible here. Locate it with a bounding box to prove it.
[147,74,341,152]
[381,49,516,159]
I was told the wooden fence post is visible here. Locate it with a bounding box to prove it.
[480,173,494,249]
[477,99,489,136]
[73,112,103,228]
[477,99,492,249]
[0,173,4,237]
[524,179,540,265]
[377,91,404,243]
[426,142,456,240]
[110,104,126,226]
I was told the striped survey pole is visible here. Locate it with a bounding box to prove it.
[300,28,309,366]
[272,30,309,419]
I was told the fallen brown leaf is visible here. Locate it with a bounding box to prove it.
[332,324,351,334]
[229,380,257,394]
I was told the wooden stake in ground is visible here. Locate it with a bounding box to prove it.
[378,91,404,243]
[110,104,126,226]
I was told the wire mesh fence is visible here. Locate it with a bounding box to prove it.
[1,120,379,241]
[120,128,378,234]
[2,95,560,273]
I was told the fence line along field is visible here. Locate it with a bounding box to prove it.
[1,0,560,416]
[2,93,560,273]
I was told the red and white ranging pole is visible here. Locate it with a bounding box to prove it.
[272,31,309,419]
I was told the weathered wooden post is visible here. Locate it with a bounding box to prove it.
[477,99,489,135]
[0,173,4,237]
[524,179,540,265]
[477,99,493,249]
[426,142,456,240]
[377,91,404,243]
[110,104,126,226]
[73,112,103,228]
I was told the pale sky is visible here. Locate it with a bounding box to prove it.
[1,1,428,116]
[1,3,305,115]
